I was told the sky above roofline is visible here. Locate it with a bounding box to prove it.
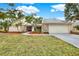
[0,3,65,20]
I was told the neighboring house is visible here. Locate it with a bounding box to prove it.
[73,20,79,26]
[42,19,72,34]
[71,20,79,32]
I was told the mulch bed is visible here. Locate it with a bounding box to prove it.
[0,32,22,35]
[29,32,48,34]
[0,31,49,35]
[70,31,79,35]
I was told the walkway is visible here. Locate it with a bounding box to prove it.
[22,33,50,36]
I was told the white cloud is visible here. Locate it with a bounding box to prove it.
[28,3,35,4]
[16,6,40,14]
[51,9,55,12]
[34,16,40,18]
[57,17,65,20]
[51,4,65,12]
[23,3,35,4]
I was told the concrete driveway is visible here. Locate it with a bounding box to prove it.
[51,33,79,48]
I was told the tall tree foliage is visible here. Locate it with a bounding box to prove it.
[64,3,79,21]
[0,3,16,32]
[25,14,42,32]
[25,14,42,24]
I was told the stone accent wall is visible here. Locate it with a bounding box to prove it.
[42,24,49,32]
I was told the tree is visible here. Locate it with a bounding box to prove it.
[8,3,15,7]
[0,3,26,32]
[25,14,43,32]
[0,3,16,32]
[0,11,13,32]
[74,25,79,30]
[0,12,6,19]
[0,20,12,32]
[25,15,34,23]
[64,3,79,21]
[8,3,15,10]
[32,16,42,32]
[12,10,25,29]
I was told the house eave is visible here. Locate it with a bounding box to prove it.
[42,22,72,25]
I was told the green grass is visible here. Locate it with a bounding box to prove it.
[0,34,79,56]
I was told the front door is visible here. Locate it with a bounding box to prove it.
[27,26,32,32]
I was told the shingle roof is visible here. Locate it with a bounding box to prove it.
[42,18,72,25]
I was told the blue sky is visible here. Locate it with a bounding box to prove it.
[0,3,65,20]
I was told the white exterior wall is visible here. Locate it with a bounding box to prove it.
[9,26,26,32]
[49,24,71,34]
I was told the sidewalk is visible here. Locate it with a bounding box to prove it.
[22,33,50,36]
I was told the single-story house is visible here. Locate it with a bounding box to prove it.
[42,19,73,34]
[9,23,42,32]
[8,19,73,34]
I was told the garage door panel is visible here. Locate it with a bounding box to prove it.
[49,25,69,33]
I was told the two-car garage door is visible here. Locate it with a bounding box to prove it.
[49,24,70,34]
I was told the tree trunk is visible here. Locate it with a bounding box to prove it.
[4,27,9,32]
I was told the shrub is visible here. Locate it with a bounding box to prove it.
[74,25,79,30]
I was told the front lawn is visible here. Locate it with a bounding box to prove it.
[0,33,79,56]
